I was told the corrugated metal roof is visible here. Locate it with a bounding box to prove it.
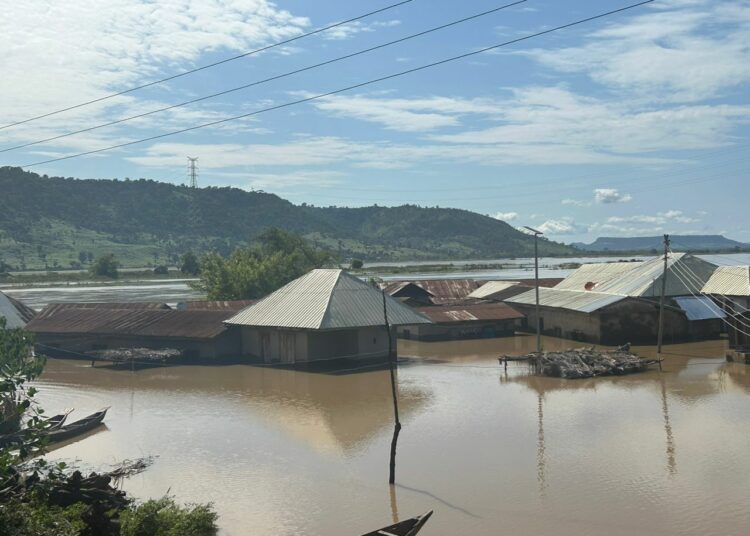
[593,253,717,297]
[225,269,431,329]
[415,302,524,323]
[467,281,520,299]
[26,307,232,339]
[674,296,726,321]
[554,262,640,291]
[505,287,626,313]
[42,302,171,312]
[409,279,481,304]
[177,300,257,310]
[0,291,35,329]
[702,266,750,296]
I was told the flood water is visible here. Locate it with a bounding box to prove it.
[34,336,750,536]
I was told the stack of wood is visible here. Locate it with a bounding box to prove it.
[93,347,181,365]
[518,347,658,379]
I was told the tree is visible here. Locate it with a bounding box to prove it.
[350,258,364,270]
[89,254,120,278]
[192,228,331,300]
[153,265,169,275]
[78,251,88,264]
[180,251,200,275]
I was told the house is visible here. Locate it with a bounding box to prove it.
[401,302,524,341]
[0,291,36,329]
[702,266,750,349]
[25,303,241,359]
[225,269,431,364]
[504,253,723,344]
[381,281,435,306]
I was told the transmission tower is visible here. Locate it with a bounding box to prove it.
[187,156,198,188]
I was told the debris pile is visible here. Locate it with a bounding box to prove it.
[93,347,181,366]
[518,347,658,379]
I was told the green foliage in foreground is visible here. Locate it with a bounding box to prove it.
[120,497,218,536]
[0,500,88,536]
[193,228,331,300]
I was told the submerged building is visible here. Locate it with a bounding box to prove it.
[702,266,750,349]
[0,291,35,329]
[403,302,524,341]
[505,254,723,344]
[225,269,431,364]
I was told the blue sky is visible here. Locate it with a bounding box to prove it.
[1,0,748,243]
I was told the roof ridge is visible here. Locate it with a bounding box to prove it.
[318,269,344,329]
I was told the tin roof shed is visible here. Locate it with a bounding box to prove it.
[225,269,431,330]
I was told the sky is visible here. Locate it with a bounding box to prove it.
[1,0,748,244]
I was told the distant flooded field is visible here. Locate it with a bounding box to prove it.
[34,336,750,536]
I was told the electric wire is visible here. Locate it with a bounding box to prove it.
[0,1,527,154]
[0,0,416,131]
[20,0,655,168]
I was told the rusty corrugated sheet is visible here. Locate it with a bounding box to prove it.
[179,300,257,310]
[415,303,524,324]
[26,307,232,339]
[42,302,171,312]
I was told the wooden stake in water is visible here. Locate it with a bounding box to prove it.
[382,290,401,485]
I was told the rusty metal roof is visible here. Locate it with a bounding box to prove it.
[26,306,233,339]
[42,302,171,311]
[177,300,257,310]
[415,302,525,324]
[225,269,431,329]
[702,266,750,296]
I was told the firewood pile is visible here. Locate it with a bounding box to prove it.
[517,346,658,379]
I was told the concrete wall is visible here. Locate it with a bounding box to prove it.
[240,325,394,364]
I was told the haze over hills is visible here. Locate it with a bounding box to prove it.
[572,235,750,253]
[0,167,575,270]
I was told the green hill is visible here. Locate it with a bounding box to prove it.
[0,167,574,270]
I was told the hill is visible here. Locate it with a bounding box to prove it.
[0,167,574,269]
[572,235,749,253]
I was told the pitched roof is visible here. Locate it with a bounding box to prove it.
[26,306,232,339]
[415,302,524,323]
[505,287,626,313]
[554,262,640,291]
[225,269,431,329]
[467,281,522,300]
[0,291,35,329]
[673,296,726,321]
[702,266,750,296]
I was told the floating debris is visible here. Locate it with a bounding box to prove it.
[511,346,658,379]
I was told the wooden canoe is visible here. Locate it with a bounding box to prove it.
[46,408,108,444]
[361,511,433,536]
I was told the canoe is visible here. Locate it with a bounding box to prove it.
[46,409,73,431]
[0,410,72,447]
[46,408,108,444]
[361,511,433,536]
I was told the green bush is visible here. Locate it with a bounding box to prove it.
[153,265,169,275]
[0,500,87,536]
[120,497,218,536]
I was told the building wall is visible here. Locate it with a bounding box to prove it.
[721,296,750,348]
[240,326,394,364]
[512,303,602,343]
[397,319,518,341]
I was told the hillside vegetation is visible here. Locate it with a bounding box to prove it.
[0,167,574,269]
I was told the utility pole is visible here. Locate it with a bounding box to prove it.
[382,290,401,485]
[187,156,198,188]
[524,226,544,353]
[656,233,670,369]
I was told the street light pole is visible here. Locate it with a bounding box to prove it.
[524,226,544,353]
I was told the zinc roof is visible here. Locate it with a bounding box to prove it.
[593,253,717,297]
[467,281,521,299]
[554,262,640,291]
[0,291,35,329]
[505,287,626,313]
[225,269,431,330]
[701,266,750,296]
[415,302,524,324]
[674,296,726,321]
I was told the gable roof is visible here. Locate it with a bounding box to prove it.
[467,281,522,300]
[225,269,431,330]
[702,266,750,296]
[0,291,35,329]
[554,262,640,291]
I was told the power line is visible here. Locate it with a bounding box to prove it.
[20,0,655,169]
[0,0,415,131]
[0,1,527,154]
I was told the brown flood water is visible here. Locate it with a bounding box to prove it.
[35,336,750,535]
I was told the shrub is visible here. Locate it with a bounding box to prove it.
[120,497,218,536]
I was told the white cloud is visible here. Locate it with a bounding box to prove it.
[561,198,589,207]
[322,19,400,40]
[591,209,701,236]
[494,211,519,222]
[538,217,582,235]
[594,188,632,204]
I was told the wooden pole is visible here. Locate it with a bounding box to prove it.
[534,232,541,353]
[656,234,670,371]
[382,290,401,484]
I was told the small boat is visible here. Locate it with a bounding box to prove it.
[46,409,74,431]
[0,409,73,447]
[361,511,433,536]
[46,408,109,444]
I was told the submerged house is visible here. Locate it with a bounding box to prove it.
[225,269,431,364]
[505,254,723,344]
[702,266,750,349]
[0,291,35,329]
[402,302,525,341]
[25,303,241,359]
